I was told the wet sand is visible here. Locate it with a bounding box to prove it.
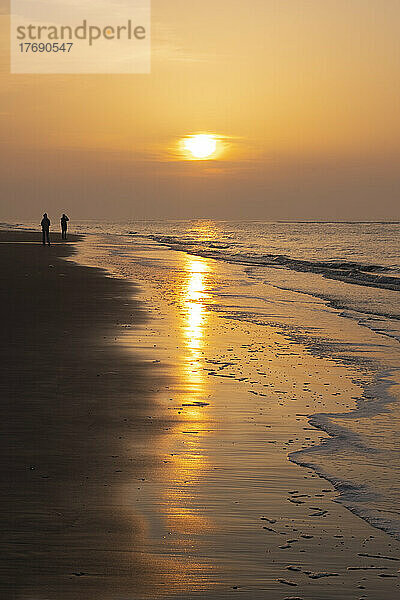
[73,233,400,600]
[0,230,179,599]
[2,230,400,599]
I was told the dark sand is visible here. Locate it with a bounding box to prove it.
[0,231,174,599]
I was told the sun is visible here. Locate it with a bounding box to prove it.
[184,134,217,159]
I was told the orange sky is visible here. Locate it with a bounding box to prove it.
[1,0,400,220]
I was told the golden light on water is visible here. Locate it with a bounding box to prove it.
[185,261,207,344]
[181,256,210,388]
[157,254,214,537]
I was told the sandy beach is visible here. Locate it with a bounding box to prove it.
[0,230,180,598]
[2,229,400,600]
[3,0,400,597]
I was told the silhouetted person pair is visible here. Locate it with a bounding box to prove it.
[61,214,69,239]
[41,213,51,246]
[41,213,70,245]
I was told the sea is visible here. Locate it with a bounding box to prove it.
[6,219,400,543]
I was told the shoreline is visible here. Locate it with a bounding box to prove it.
[3,228,400,599]
[131,233,400,292]
[72,231,400,599]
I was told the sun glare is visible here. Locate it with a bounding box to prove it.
[184,134,217,159]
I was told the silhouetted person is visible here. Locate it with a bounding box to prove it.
[61,213,69,239]
[41,213,51,246]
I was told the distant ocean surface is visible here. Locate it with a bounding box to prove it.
[67,220,400,342]
[6,219,400,540]
[7,218,400,342]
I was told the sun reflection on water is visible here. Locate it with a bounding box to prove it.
[159,254,215,537]
[181,256,210,389]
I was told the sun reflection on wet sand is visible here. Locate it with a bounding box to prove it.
[160,254,215,539]
[181,256,210,387]
[109,243,218,586]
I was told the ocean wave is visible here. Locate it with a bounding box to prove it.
[130,233,400,292]
[289,375,400,541]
